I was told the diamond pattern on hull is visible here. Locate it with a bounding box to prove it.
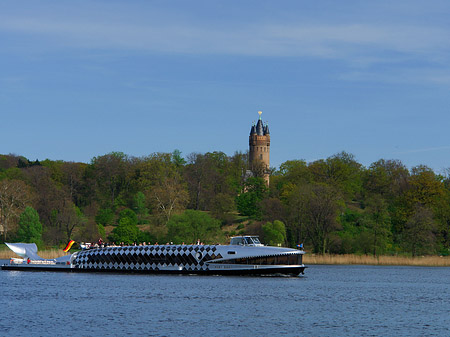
[73,245,219,272]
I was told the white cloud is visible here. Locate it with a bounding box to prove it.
[393,146,450,155]
[0,13,448,63]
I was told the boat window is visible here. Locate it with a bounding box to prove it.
[230,237,245,245]
[252,237,261,244]
[227,251,236,255]
[245,237,253,245]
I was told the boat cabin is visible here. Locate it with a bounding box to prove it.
[230,236,263,246]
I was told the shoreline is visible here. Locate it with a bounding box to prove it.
[2,248,450,267]
[304,254,450,267]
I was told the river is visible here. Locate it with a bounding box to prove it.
[1,263,449,336]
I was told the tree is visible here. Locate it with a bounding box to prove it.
[171,149,186,168]
[59,204,87,243]
[95,208,115,226]
[260,198,286,223]
[109,208,140,244]
[296,183,343,254]
[276,160,312,196]
[109,222,140,244]
[363,195,391,256]
[309,152,363,200]
[262,220,287,246]
[236,177,268,217]
[363,159,410,201]
[118,208,138,227]
[151,176,189,224]
[133,191,149,224]
[402,205,437,256]
[184,152,234,211]
[16,207,43,246]
[0,179,32,241]
[133,153,189,224]
[90,152,131,208]
[210,192,235,223]
[167,210,223,244]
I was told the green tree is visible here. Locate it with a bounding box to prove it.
[118,208,138,226]
[0,179,32,241]
[109,222,140,244]
[275,160,312,199]
[363,195,391,256]
[262,220,287,246]
[133,191,149,224]
[236,177,268,217]
[296,183,343,254]
[402,205,437,256]
[309,152,363,200]
[97,223,106,239]
[95,208,115,226]
[90,152,131,208]
[210,192,235,223]
[184,151,234,211]
[133,153,188,224]
[172,149,186,168]
[167,210,223,244]
[109,208,140,244]
[16,207,43,246]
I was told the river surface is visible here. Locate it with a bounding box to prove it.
[1,262,449,336]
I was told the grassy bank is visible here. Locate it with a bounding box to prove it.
[2,245,450,267]
[304,254,450,267]
[0,246,67,260]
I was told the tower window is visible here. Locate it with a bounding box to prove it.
[260,154,263,160]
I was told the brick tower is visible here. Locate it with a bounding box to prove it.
[249,111,270,185]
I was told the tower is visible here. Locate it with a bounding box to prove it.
[249,111,270,185]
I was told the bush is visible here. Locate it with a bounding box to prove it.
[262,220,286,246]
[167,210,223,244]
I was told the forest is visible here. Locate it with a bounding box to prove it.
[1,150,450,256]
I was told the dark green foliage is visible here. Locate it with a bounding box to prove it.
[118,208,138,226]
[16,207,43,247]
[138,231,156,244]
[4,148,450,256]
[97,224,106,238]
[401,205,437,256]
[107,208,140,244]
[167,210,223,244]
[108,222,140,245]
[236,177,268,217]
[262,220,287,246]
[95,208,115,226]
[133,192,149,223]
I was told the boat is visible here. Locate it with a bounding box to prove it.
[1,236,306,276]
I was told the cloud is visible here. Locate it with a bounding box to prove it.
[0,12,449,64]
[393,146,450,155]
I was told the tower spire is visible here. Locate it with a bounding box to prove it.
[249,110,270,186]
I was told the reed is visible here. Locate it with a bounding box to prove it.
[0,247,68,260]
[304,254,450,267]
[1,246,450,267]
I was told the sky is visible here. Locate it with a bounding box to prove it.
[1,0,450,172]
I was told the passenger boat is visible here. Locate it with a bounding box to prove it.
[1,236,306,276]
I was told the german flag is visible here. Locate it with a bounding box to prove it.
[63,240,75,252]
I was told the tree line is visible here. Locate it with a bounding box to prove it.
[1,151,449,256]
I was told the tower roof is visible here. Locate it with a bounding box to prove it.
[251,111,269,136]
[256,119,264,135]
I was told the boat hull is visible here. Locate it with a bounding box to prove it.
[1,242,306,276]
[1,263,305,276]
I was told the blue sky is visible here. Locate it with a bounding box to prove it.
[1,0,450,172]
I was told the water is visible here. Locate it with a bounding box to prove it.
[1,263,449,336]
